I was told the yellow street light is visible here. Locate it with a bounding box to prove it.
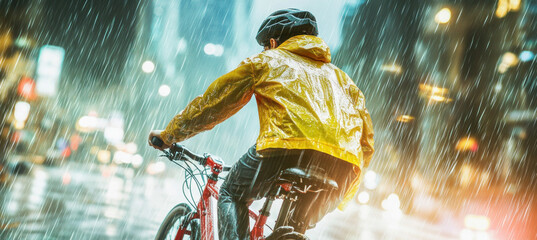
[496,0,520,18]
[380,64,402,74]
[502,52,518,66]
[419,83,452,103]
[509,0,521,11]
[435,8,451,24]
[429,94,447,102]
[496,0,509,18]
[498,52,519,73]
[396,115,414,123]
[456,137,478,152]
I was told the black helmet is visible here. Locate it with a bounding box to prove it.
[256,8,318,46]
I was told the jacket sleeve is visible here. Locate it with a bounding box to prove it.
[160,57,259,145]
[349,84,374,168]
[357,89,374,168]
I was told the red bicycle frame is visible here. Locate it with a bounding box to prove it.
[174,155,269,240]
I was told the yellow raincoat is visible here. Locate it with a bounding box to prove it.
[161,35,374,208]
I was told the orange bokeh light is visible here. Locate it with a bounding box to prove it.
[456,137,478,152]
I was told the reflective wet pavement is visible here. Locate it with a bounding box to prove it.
[307,205,458,240]
[0,163,184,239]
[0,162,458,240]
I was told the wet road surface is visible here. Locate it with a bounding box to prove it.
[1,163,184,239]
[0,162,458,240]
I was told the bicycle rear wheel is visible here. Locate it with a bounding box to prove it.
[155,203,199,240]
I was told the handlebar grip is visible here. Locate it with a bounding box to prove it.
[151,136,165,148]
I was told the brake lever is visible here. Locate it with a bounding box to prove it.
[165,150,186,161]
[160,150,173,160]
[174,153,186,161]
[170,144,189,161]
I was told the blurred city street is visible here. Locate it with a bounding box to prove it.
[0,159,462,240]
[0,161,180,239]
[2,0,537,239]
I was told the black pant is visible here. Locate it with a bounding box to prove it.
[217,145,355,240]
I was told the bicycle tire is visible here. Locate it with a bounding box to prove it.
[154,203,198,240]
[277,233,309,240]
[265,226,309,240]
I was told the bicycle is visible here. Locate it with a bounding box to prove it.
[150,137,339,240]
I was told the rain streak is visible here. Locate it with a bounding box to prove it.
[0,0,536,239]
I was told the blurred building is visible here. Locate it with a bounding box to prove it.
[0,0,41,172]
[122,0,242,162]
[334,0,426,212]
[335,1,537,237]
[1,0,143,170]
[335,0,536,202]
[512,0,537,187]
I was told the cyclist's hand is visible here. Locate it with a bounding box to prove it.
[148,130,171,150]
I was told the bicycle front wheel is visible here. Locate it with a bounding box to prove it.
[154,203,199,240]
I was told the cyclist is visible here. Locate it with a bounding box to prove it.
[149,8,374,240]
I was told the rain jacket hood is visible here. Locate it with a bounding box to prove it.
[161,35,374,208]
[278,35,331,63]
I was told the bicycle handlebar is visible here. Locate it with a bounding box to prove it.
[170,143,205,163]
[151,136,231,171]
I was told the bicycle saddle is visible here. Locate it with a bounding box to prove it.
[276,166,338,192]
